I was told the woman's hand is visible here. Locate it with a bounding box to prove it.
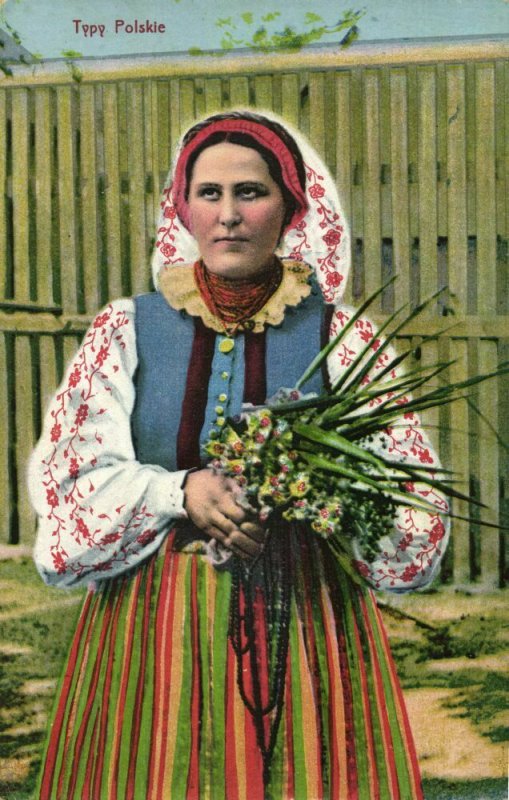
[183,469,267,559]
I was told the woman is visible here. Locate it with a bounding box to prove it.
[29,110,448,799]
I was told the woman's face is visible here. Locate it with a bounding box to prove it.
[187,142,286,280]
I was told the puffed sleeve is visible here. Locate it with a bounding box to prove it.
[326,304,450,592]
[28,298,189,589]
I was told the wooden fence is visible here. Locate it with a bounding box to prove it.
[0,37,508,587]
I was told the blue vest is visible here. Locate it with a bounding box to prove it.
[131,288,325,471]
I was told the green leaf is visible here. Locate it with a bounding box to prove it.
[241,12,254,24]
[293,422,385,470]
[300,452,442,515]
[261,12,281,22]
[304,12,323,24]
[295,277,396,390]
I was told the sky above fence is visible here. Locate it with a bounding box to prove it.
[1,0,508,60]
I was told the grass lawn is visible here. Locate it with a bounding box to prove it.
[0,556,507,799]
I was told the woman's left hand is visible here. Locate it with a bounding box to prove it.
[183,468,267,559]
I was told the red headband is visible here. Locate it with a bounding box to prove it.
[171,118,309,232]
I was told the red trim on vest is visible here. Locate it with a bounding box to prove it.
[176,318,216,469]
[243,330,267,406]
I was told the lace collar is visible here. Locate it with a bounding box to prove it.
[158,259,313,333]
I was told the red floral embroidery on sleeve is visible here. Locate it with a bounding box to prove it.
[40,306,156,578]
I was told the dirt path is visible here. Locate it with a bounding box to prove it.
[405,688,507,780]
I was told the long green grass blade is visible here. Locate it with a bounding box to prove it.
[293,421,386,469]
[295,277,396,390]
[330,287,448,397]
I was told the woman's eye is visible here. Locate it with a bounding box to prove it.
[237,185,267,200]
[198,187,220,200]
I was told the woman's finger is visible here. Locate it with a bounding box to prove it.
[225,530,261,559]
[239,520,267,544]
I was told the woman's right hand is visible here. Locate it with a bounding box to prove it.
[183,469,267,559]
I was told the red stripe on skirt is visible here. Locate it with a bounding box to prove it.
[373,598,424,800]
[333,604,359,798]
[351,611,380,800]
[241,589,265,800]
[91,581,126,799]
[66,594,115,800]
[186,557,202,799]
[148,540,179,799]
[109,570,143,797]
[284,657,295,799]
[82,711,100,800]
[301,553,325,798]
[321,592,342,799]
[225,640,240,800]
[126,557,156,800]
[39,590,94,800]
[360,594,400,800]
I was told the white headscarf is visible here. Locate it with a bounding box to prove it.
[150,109,351,305]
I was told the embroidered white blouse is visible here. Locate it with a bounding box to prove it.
[28,269,449,591]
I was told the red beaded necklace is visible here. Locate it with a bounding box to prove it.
[194,258,283,334]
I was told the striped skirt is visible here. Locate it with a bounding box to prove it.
[37,528,423,800]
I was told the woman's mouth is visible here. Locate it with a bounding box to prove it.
[214,236,249,243]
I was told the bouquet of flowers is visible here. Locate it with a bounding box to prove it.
[205,282,507,577]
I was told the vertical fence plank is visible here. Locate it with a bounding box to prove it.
[390,69,410,309]
[34,89,53,307]
[193,77,206,122]
[126,83,148,296]
[475,64,497,315]
[57,87,78,313]
[0,91,7,299]
[229,76,250,108]
[495,62,508,315]
[179,78,196,133]
[0,333,10,542]
[281,74,300,129]
[446,65,468,314]
[362,69,382,304]
[465,63,477,241]
[349,67,364,289]
[11,88,30,303]
[145,81,159,246]
[38,335,59,420]
[435,64,448,242]
[80,85,100,312]
[335,72,353,306]
[417,67,438,302]
[253,74,274,112]
[419,337,440,454]
[15,335,36,544]
[448,338,471,585]
[407,66,419,246]
[103,84,123,300]
[334,71,351,214]
[378,67,392,244]
[495,62,507,245]
[308,72,326,161]
[169,79,181,159]
[156,80,171,193]
[499,338,509,585]
[63,334,80,373]
[477,339,500,588]
[204,77,222,115]
[323,72,337,179]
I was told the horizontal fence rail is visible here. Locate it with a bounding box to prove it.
[0,39,508,588]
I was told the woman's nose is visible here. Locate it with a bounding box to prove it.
[218,196,241,228]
